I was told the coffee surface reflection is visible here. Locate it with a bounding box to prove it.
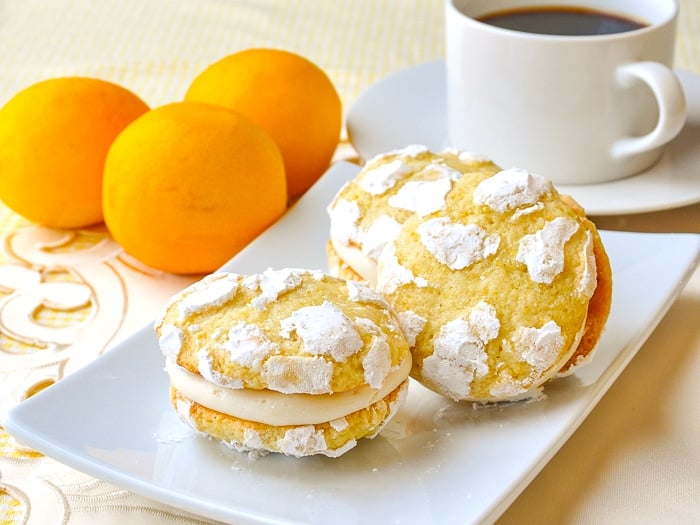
[478,7,647,36]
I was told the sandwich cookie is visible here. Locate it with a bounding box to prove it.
[155,268,412,457]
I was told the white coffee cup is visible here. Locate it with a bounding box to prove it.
[445,0,687,185]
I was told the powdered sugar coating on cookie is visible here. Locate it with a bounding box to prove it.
[328,198,361,246]
[516,321,565,373]
[248,267,304,310]
[388,177,453,217]
[224,322,278,368]
[262,355,335,394]
[473,168,553,213]
[578,231,598,298]
[330,417,349,432]
[277,425,328,456]
[361,214,402,261]
[376,244,429,295]
[397,310,427,348]
[356,317,392,389]
[276,425,359,458]
[368,144,429,163]
[241,428,266,451]
[279,301,363,362]
[197,350,244,389]
[174,273,239,318]
[488,374,531,400]
[421,302,500,399]
[442,147,493,164]
[516,217,579,284]
[157,323,183,360]
[173,395,197,429]
[418,217,501,270]
[346,279,390,309]
[359,159,413,195]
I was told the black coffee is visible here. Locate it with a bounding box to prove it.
[478,6,647,36]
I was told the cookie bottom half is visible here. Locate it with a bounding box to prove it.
[170,379,409,458]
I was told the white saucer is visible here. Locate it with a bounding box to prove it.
[346,61,700,216]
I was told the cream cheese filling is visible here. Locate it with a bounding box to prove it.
[330,237,378,287]
[165,357,411,426]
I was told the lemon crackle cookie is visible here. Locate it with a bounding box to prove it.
[326,144,500,286]
[154,268,412,457]
[375,163,612,402]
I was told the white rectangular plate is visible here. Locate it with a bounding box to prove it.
[4,162,700,525]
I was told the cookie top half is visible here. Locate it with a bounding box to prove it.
[376,167,601,401]
[155,268,411,395]
[327,145,500,284]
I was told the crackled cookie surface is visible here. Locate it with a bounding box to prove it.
[154,268,411,457]
[326,145,500,285]
[376,166,612,402]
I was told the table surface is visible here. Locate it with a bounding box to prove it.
[0,1,699,524]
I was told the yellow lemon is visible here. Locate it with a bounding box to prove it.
[185,48,342,198]
[0,77,149,228]
[102,101,287,275]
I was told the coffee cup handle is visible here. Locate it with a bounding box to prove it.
[611,61,686,159]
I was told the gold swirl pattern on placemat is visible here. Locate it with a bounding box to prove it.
[0,226,197,523]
